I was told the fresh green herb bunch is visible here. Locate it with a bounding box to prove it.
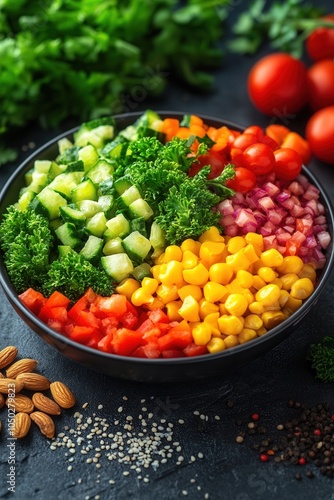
[307,336,334,383]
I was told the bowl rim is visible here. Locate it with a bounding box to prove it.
[1,110,334,367]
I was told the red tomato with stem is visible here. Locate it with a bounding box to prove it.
[273,148,303,180]
[306,105,334,164]
[243,143,276,175]
[247,53,308,116]
[307,59,334,111]
[226,167,256,193]
[306,15,334,61]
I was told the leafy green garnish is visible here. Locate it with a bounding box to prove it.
[307,337,334,383]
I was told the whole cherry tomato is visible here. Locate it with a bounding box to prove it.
[306,15,334,61]
[232,133,259,151]
[247,53,308,116]
[243,143,276,175]
[274,148,303,180]
[188,150,227,178]
[307,59,334,111]
[306,105,334,164]
[226,167,256,193]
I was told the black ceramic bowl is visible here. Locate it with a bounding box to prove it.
[1,112,334,383]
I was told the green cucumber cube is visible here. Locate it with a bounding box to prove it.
[101,253,134,282]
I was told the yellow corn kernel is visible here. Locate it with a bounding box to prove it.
[224,335,239,348]
[243,288,254,305]
[226,281,246,295]
[252,275,267,290]
[257,267,277,283]
[244,314,263,330]
[281,307,292,318]
[245,232,264,250]
[116,278,140,300]
[256,326,268,337]
[261,311,286,329]
[178,295,200,322]
[242,244,261,264]
[207,337,226,353]
[284,295,303,313]
[131,288,154,307]
[227,236,246,254]
[298,263,317,282]
[255,284,281,305]
[271,277,283,289]
[156,252,166,265]
[203,281,228,303]
[209,263,233,285]
[235,270,254,289]
[159,261,184,286]
[199,241,225,265]
[166,300,183,321]
[238,328,257,344]
[150,264,162,282]
[226,251,251,272]
[178,284,203,302]
[199,299,219,319]
[280,273,299,290]
[279,289,290,307]
[198,226,225,243]
[248,301,264,314]
[162,245,183,262]
[261,248,284,268]
[219,303,228,316]
[145,298,165,311]
[290,278,314,300]
[183,262,209,286]
[182,250,199,269]
[181,238,201,255]
[224,293,248,316]
[141,277,159,295]
[251,259,265,273]
[218,315,244,335]
[192,323,212,345]
[262,300,280,311]
[203,312,221,336]
[277,255,304,275]
[156,284,180,304]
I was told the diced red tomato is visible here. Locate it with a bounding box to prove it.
[97,328,116,353]
[19,288,47,315]
[183,343,209,357]
[112,328,144,356]
[93,294,128,318]
[131,343,161,359]
[69,325,99,344]
[148,308,169,324]
[38,291,71,322]
[161,349,184,358]
[157,328,192,351]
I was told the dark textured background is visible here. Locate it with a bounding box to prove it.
[1,1,334,498]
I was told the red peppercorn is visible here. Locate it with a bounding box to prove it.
[313,429,322,436]
[298,457,306,465]
[251,413,260,421]
[331,415,334,421]
[260,453,269,462]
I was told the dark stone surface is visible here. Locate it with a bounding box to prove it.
[1,1,334,498]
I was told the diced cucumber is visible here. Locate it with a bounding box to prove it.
[64,160,85,173]
[105,213,130,239]
[74,118,115,148]
[18,190,36,212]
[55,222,82,248]
[85,160,114,185]
[103,237,124,255]
[130,217,147,237]
[98,178,114,195]
[122,231,151,262]
[24,168,33,186]
[74,130,105,149]
[34,160,52,173]
[58,245,74,258]
[120,186,141,206]
[49,218,63,231]
[59,206,86,227]
[80,235,104,263]
[149,221,166,250]
[30,187,67,220]
[132,263,152,281]
[101,137,128,160]
[98,195,115,216]
[49,161,67,179]
[71,178,97,203]
[28,171,49,193]
[86,212,107,237]
[113,177,132,195]
[58,137,73,154]
[76,200,101,218]
[48,172,83,198]
[93,125,114,141]
[78,144,99,171]
[101,253,134,282]
[128,198,153,220]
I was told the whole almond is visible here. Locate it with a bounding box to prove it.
[6,394,34,413]
[0,372,4,378]
[6,358,38,378]
[32,393,61,416]
[0,346,18,369]
[0,392,5,409]
[50,381,75,409]
[30,411,55,438]
[16,373,50,391]
[0,378,24,394]
[13,412,31,438]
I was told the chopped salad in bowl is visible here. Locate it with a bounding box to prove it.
[0,111,333,381]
